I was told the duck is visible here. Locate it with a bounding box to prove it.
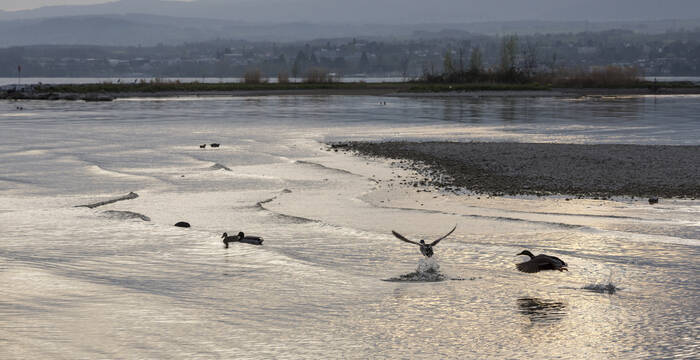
[391,225,456,257]
[516,250,568,273]
[222,232,263,248]
[199,144,206,149]
[210,143,220,148]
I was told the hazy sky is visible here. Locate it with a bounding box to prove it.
[0,1,194,11]
[0,0,111,11]
[1,0,699,23]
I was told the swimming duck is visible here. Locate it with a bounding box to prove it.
[222,232,263,248]
[391,225,456,257]
[199,144,206,149]
[210,143,220,148]
[516,250,568,273]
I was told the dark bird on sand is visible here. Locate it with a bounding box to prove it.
[174,221,191,228]
[391,225,456,257]
[516,250,568,273]
[222,232,263,248]
[210,143,220,148]
[199,144,206,149]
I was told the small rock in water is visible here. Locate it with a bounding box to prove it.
[174,221,191,228]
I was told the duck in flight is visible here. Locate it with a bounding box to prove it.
[516,250,568,273]
[391,225,456,257]
[222,232,264,248]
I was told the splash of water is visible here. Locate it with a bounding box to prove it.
[582,283,619,294]
[582,269,620,294]
[385,257,446,282]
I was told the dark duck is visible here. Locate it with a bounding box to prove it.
[222,232,263,247]
[391,225,456,258]
[516,250,568,273]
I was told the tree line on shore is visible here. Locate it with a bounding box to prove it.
[2,28,699,86]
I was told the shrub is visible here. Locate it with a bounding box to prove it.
[304,67,335,83]
[277,71,290,84]
[536,66,641,88]
[243,69,267,84]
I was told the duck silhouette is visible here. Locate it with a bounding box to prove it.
[391,225,456,257]
[222,232,263,247]
[516,250,568,273]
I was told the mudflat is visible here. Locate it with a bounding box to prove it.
[333,141,700,198]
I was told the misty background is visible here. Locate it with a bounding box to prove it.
[0,0,699,78]
[1,0,699,45]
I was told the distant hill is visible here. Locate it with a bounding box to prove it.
[0,15,410,46]
[2,13,700,47]
[2,0,700,23]
[1,0,699,46]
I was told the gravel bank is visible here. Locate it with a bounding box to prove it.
[332,142,700,198]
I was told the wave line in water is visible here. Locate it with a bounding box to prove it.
[295,160,360,176]
[76,192,139,209]
[209,163,232,171]
[375,203,582,229]
[0,176,34,185]
[102,210,151,222]
[255,196,320,224]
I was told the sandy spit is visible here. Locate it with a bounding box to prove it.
[332,141,700,199]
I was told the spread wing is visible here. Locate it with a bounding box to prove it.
[548,256,567,267]
[516,260,541,273]
[430,225,456,246]
[392,231,420,246]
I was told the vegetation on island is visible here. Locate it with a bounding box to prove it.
[3,28,700,79]
[3,35,698,99]
[416,34,698,90]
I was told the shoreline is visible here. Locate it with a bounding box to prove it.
[3,83,700,101]
[331,141,700,199]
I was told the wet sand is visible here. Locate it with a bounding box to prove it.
[332,141,700,198]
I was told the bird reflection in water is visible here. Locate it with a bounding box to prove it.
[517,298,567,323]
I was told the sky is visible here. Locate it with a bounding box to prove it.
[0,0,112,11]
[1,0,699,23]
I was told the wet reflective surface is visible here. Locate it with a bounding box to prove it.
[1,95,698,359]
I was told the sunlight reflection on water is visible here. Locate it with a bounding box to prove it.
[0,95,698,359]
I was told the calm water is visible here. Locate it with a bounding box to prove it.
[1,95,698,359]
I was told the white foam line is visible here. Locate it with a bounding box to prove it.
[582,227,700,247]
[86,165,161,183]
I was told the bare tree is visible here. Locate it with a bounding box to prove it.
[521,41,538,77]
[500,35,518,74]
[469,47,483,74]
[400,56,410,80]
[443,51,455,74]
[550,53,558,74]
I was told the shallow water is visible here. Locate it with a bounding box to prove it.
[1,95,698,359]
